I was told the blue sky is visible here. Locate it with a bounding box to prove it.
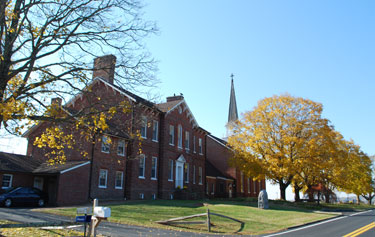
[143,0,375,156]
[0,0,374,160]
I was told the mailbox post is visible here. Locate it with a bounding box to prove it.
[87,199,111,237]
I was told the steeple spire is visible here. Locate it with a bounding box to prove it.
[228,74,238,123]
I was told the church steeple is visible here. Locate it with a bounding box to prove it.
[228,74,238,123]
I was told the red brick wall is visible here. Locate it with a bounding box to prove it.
[156,102,205,200]
[206,136,236,179]
[0,172,34,193]
[206,135,266,198]
[56,164,90,206]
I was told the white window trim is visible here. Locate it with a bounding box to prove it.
[169,125,175,146]
[115,171,124,189]
[151,157,157,180]
[193,166,196,184]
[193,136,196,153]
[198,138,203,155]
[101,136,110,153]
[184,163,189,183]
[185,131,190,151]
[178,124,183,149]
[98,169,108,188]
[117,140,125,156]
[247,178,250,194]
[168,160,174,182]
[152,120,159,142]
[240,172,244,193]
[141,116,147,139]
[139,155,145,179]
[198,167,203,185]
[2,174,13,189]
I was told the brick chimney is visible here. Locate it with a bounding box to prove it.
[51,97,62,107]
[166,93,184,102]
[92,55,116,84]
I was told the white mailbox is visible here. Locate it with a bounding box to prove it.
[94,206,111,218]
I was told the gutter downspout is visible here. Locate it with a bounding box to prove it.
[88,133,96,200]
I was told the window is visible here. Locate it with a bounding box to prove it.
[33,177,43,190]
[169,125,174,145]
[2,174,12,189]
[168,160,173,181]
[240,172,244,193]
[178,125,182,148]
[247,178,250,193]
[198,167,202,185]
[184,163,189,183]
[211,183,215,194]
[151,157,157,180]
[99,169,108,188]
[140,116,147,138]
[193,136,196,153]
[193,166,196,184]
[139,155,145,178]
[206,182,209,194]
[152,120,158,142]
[117,140,125,156]
[185,131,190,151]
[115,171,123,189]
[198,138,203,154]
[101,136,110,153]
[253,179,257,194]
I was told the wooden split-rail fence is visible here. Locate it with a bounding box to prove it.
[155,209,244,232]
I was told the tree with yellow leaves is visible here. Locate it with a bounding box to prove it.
[335,141,373,204]
[0,0,157,162]
[228,94,333,200]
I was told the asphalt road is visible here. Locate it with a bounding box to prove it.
[0,207,208,236]
[265,209,375,237]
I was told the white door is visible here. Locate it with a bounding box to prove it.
[176,163,183,188]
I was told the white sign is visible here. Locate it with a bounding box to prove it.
[77,207,93,214]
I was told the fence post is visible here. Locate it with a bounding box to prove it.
[207,208,211,232]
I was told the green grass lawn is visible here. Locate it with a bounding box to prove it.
[40,199,373,235]
[0,220,85,236]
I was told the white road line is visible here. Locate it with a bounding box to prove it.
[349,210,373,217]
[264,210,373,237]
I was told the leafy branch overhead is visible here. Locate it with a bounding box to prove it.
[0,0,157,131]
[0,0,158,164]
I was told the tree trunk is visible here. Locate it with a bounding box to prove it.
[294,184,301,202]
[279,183,288,200]
[324,192,330,204]
[356,195,360,205]
[307,185,314,201]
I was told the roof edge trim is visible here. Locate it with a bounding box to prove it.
[60,161,91,174]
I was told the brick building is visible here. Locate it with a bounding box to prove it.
[0,55,265,206]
